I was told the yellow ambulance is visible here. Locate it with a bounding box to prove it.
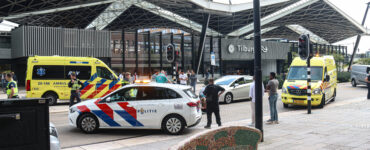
[26,56,122,105]
[281,56,337,108]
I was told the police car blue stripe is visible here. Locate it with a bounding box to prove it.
[115,110,144,127]
[96,79,107,89]
[92,110,120,127]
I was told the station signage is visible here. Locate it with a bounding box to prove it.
[228,44,268,54]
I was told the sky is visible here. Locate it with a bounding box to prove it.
[215,0,370,54]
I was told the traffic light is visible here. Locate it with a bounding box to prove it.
[298,34,312,60]
[166,44,175,62]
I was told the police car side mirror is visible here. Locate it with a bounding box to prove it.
[234,83,239,88]
[106,97,112,103]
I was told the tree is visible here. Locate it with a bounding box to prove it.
[333,54,344,71]
[355,58,370,65]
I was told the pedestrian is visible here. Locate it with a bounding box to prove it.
[11,72,17,82]
[119,72,124,80]
[203,79,225,129]
[265,72,279,124]
[190,70,197,92]
[68,72,84,107]
[186,70,191,85]
[179,71,188,85]
[176,69,181,84]
[205,69,210,80]
[152,70,159,81]
[156,71,171,83]
[5,73,19,98]
[248,76,264,126]
[122,72,132,86]
[365,69,370,100]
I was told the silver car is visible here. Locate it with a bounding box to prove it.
[215,75,253,104]
[350,65,370,87]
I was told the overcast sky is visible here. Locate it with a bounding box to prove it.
[216,0,370,54]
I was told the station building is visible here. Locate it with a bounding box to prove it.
[0,0,365,84]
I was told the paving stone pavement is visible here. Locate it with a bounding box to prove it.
[64,96,370,150]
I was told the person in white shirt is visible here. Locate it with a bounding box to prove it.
[249,76,264,126]
[119,72,124,80]
[179,71,188,85]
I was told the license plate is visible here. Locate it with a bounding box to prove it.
[294,100,305,104]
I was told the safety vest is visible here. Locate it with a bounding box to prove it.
[71,79,81,90]
[129,88,137,98]
[7,80,18,97]
[121,79,130,86]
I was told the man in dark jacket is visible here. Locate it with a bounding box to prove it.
[203,79,225,129]
[68,72,84,107]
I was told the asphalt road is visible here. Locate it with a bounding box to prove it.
[49,83,367,148]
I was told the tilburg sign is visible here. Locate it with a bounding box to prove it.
[228,44,268,54]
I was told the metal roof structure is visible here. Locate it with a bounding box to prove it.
[0,0,366,44]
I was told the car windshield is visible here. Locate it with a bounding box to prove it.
[183,88,197,98]
[215,77,237,85]
[287,66,323,80]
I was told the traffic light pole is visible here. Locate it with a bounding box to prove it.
[253,0,263,142]
[307,51,311,114]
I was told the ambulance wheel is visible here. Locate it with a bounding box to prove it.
[318,95,325,108]
[78,113,99,134]
[283,103,289,108]
[351,79,357,87]
[162,115,185,135]
[224,93,233,104]
[43,92,58,106]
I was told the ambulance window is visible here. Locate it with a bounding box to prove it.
[65,66,91,80]
[32,65,65,79]
[97,67,114,80]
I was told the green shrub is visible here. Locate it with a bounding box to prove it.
[263,75,284,89]
[337,72,350,83]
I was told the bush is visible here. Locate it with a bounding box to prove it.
[355,58,370,65]
[263,75,284,89]
[337,72,350,83]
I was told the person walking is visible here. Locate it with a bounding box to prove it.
[249,76,264,126]
[203,79,225,129]
[68,72,84,107]
[265,72,279,124]
[5,73,19,98]
[190,70,197,92]
[179,71,188,85]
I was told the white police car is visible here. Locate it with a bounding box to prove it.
[69,81,202,135]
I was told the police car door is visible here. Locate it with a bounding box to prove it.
[135,86,169,128]
[104,86,144,127]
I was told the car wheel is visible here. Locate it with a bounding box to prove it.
[351,79,357,87]
[78,113,99,134]
[283,103,289,108]
[43,92,58,106]
[162,115,185,135]
[318,94,325,108]
[224,93,233,104]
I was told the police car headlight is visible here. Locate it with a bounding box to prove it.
[70,107,78,113]
[282,87,288,94]
[312,88,321,95]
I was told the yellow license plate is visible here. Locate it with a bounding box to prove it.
[294,100,305,104]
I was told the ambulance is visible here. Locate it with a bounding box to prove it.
[26,56,122,105]
[281,56,337,108]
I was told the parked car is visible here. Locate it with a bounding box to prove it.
[50,122,60,150]
[350,64,370,87]
[214,75,253,104]
[69,82,202,135]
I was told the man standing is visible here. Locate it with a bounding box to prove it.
[190,70,197,92]
[365,69,370,99]
[265,72,279,124]
[203,79,225,128]
[249,76,264,126]
[156,71,171,83]
[68,72,84,107]
[179,71,188,85]
[122,72,132,86]
[6,73,18,98]
[119,72,124,80]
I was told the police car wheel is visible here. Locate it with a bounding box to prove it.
[43,92,57,106]
[162,115,185,135]
[224,93,233,104]
[78,114,99,134]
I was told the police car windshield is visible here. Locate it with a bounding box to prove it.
[287,66,323,81]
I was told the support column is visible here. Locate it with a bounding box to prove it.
[330,45,333,54]
[148,31,151,75]
[196,13,211,76]
[210,36,214,78]
[159,32,163,71]
[181,33,185,70]
[171,33,175,77]
[135,29,138,73]
[191,34,195,71]
[218,37,222,76]
[121,29,125,72]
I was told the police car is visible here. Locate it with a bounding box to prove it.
[69,81,202,135]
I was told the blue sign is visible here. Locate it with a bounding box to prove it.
[37,67,46,76]
[210,52,216,66]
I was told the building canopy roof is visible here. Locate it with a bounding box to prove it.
[0,0,366,44]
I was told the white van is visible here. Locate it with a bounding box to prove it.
[350,64,370,87]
